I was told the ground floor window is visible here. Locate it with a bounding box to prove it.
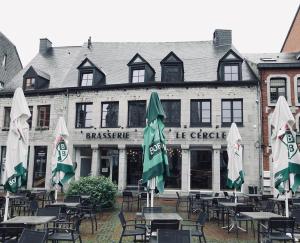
[33,146,47,188]
[79,147,92,177]
[165,147,182,189]
[190,149,212,189]
[100,147,119,185]
[220,149,230,190]
[126,147,143,186]
[0,146,6,182]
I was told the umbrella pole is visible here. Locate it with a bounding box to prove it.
[4,191,9,221]
[150,189,154,207]
[285,191,289,217]
[234,188,237,204]
[55,188,58,203]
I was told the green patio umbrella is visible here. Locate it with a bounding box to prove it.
[142,92,169,206]
[3,88,31,221]
[271,96,300,216]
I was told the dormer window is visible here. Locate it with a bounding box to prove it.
[77,58,105,87]
[23,66,50,91]
[218,49,243,81]
[128,53,155,83]
[161,52,184,83]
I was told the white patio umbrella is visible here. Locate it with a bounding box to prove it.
[226,123,244,203]
[270,96,300,217]
[51,117,75,201]
[3,87,31,221]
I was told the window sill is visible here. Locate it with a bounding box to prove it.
[35,127,49,131]
[221,124,243,128]
[75,126,93,129]
[190,124,212,128]
[1,128,9,131]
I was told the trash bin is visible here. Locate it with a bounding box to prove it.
[248,185,258,194]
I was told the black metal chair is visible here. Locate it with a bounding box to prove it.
[181,211,207,243]
[232,205,255,237]
[156,229,191,243]
[260,217,295,242]
[47,215,82,243]
[27,198,39,216]
[18,229,47,243]
[256,200,275,213]
[121,191,138,211]
[118,211,146,243]
[176,192,189,212]
[149,220,180,238]
[0,223,25,242]
[188,194,202,219]
[41,190,55,205]
[79,203,98,234]
[138,192,148,211]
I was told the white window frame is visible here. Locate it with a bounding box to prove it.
[294,74,300,106]
[266,74,291,106]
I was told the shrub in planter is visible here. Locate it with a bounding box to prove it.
[66,176,117,208]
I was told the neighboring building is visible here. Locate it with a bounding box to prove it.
[0,30,260,194]
[246,52,300,193]
[0,32,22,90]
[281,5,300,52]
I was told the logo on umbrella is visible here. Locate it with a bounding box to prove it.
[56,136,68,162]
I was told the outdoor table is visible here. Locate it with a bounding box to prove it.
[244,194,262,197]
[200,197,225,214]
[51,202,80,208]
[218,202,245,231]
[143,212,183,221]
[240,211,284,243]
[1,216,55,229]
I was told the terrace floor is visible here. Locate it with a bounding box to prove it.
[80,197,257,243]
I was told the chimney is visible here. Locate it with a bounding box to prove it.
[39,38,52,54]
[213,29,232,46]
[87,36,92,49]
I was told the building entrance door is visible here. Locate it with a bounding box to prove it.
[100,156,113,179]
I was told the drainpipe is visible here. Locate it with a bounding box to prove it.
[65,88,69,123]
[257,80,263,193]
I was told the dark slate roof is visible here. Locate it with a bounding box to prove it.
[0,32,22,86]
[5,41,257,91]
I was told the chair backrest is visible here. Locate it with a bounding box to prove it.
[140,192,148,199]
[269,217,295,234]
[223,191,229,198]
[48,191,55,204]
[157,229,190,243]
[64,195,81,203]
[29,199,39,215]
[122,191,133,197]
[0,223,25,242]
[143,207,162,214]
[151,220,180,234]
[18,229,47,243]
[214,192,219,197]
[265,200,275,212]
[118,211,126,228]
[196,211,207,225]
[236,205,254,213]
[37,207,60,218]
[292,208,300,225]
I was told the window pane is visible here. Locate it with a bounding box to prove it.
[202,101,210,110]
[224,74,231,81]
[231,74,239,81]
[222,101,231,110]
[33,146,47,188]
[220,150,230,189]
[161,100,181,127]
[37,105,50,128]
[126,147,143,186]
[233,101,242,109]
[81,73,93,86]
[128,101,146,127]
[224,66,231,73]
[3,107,11,128]
[101,102,119,128]
[165,147,182,189]
[231,65,238,73]
[76,103,92,128]
[132,69,145,83]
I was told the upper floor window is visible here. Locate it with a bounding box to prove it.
[161,100,181,127]
[2,54,7,68]
[101,102,119,128]
[25,78,35,90]
[297,78,300,103]
[80,72,93,86]
[37,105,50,129]
[27,106,33,129]
[77,58,105,87]
[128,54,155,83]
[75,103,93,128]
[190,100,211,127]
[161,52,184,83]
[221,99,243,127]
[270,78,286,104]
[3,107,11,130]
[128,101,146,128]
[23,66,50,91]
[218,49,243,81]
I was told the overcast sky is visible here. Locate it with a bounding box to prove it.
[1,0,299,66]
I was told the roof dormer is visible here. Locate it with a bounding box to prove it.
[161,52,184,82]
[77,58,106,87]
[218,49,243,81]
[127,53,155,83]
[23,66,50,90]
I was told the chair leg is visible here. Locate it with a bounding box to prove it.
[91,217,94,234]
[95,215,98,231]
[203,234,207,243]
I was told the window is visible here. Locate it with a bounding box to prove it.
[37,105,50,129]
[161,52,184,83]
[190,100,211,127]
[2,54,7,68]
[75,103,93,128]
[161,100,181,127]
[165,147,182,189]
[80,72,93,86]
[101,102,119,128]
[190,150,212,189]
[126,147,143,186]
[3,107,11,129]
[298,78,300,103]
[270,78,286,103]
[128,101,146,127]
[32,146,47,188]
[131,69,145,83]
[24,78,35,90]
[221,99,243,127]
[27,106,33,129]
[224,64,239,81]
[0,146,6,181]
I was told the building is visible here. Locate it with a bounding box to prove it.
[0,30,260,194]
[0,32,22,90]
[281,5,300,52]
[246,52,300,193]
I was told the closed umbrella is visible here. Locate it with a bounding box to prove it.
[51,117,75,201]
[142,92,169,207]
[3,87,31,221]
[270,96,300,216]
[226,122,244,203]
